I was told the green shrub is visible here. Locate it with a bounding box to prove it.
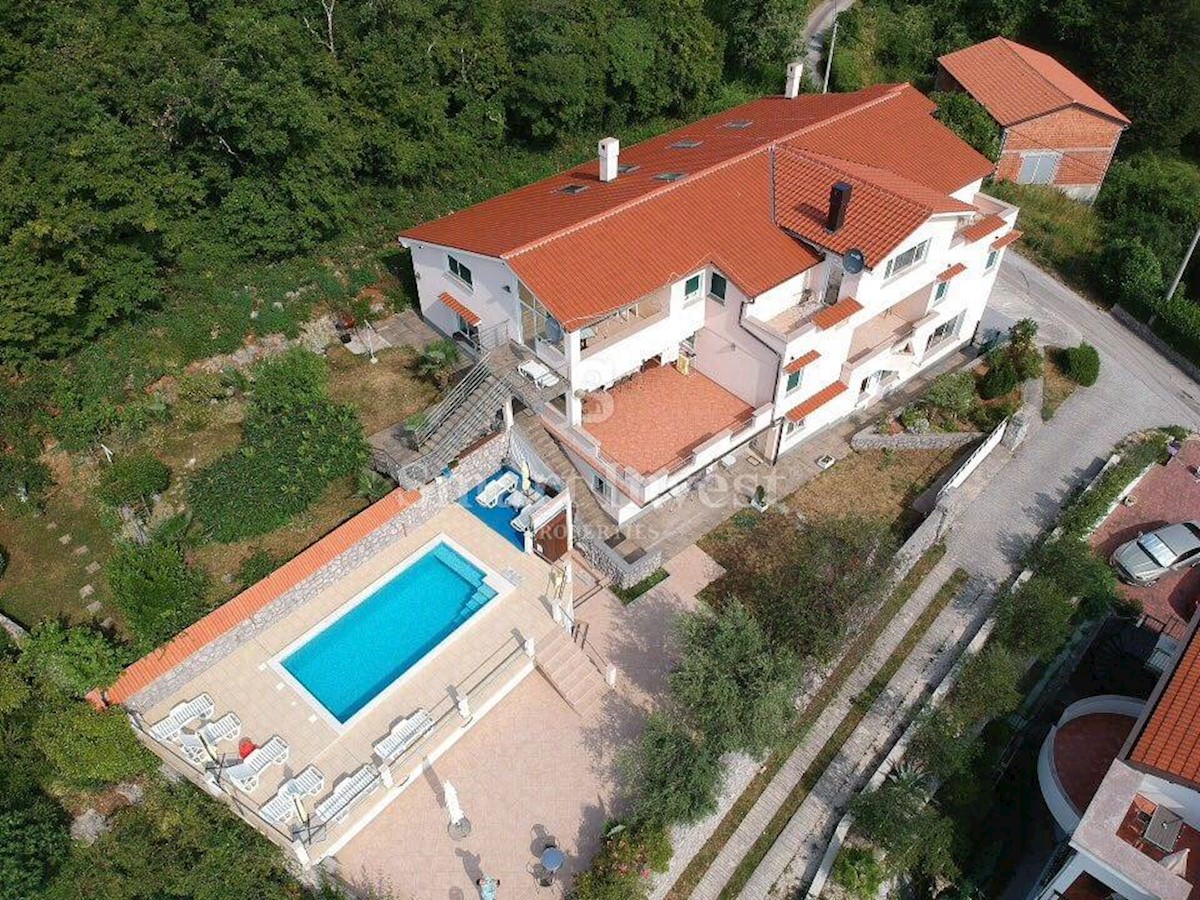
[628,713,721,828]
[189,351,367,543]
[932,91,1000,161]
[1151,294,1200,365]
[0,798,69,900]
[1060,435,1168,536]
[0,543,6,579]
[0,658,30,717]
[1099,238,1164,317]
[107,542,208,648]
[833,846,887,900]
[671,600,799,755]
[979,357,1018,399]
[18,621,123,697]
[911,707,980,781]
[1031,536,1119,618]
[899,406,930,433]
[1062,342,1101,386]
[32,700,157,790]
[947,645,1023,728]
[236,550,279,587]
[995,576,1074,660]
[852,777,958,880]
[96,453,170,509]
[923,372,976,417]
[416,339,460,389]
[572,822,671,900]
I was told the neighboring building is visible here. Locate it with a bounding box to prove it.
[399,73,1019,526]
[937,37,1130,202]
[1036,615,1200,900]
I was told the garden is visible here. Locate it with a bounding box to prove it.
[828,428,1184,899]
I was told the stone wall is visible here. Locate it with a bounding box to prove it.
[850,428,982,452]
[578,536,664,590]
[1113,305,1200,385]
[124,433,511,713]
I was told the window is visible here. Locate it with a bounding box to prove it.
[1017,151,1061,185]
[884,239,930,279]
[986,249,999,271]
[684,274,702,304]
[710,272,728,303]
[933,281,949,304]
[785,370,803,394]
[592,473,609,499]
[448,254,473,288]
[784,418,804,436]
[926,313,961,350]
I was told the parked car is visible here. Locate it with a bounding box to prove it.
[1110,522,1200,585]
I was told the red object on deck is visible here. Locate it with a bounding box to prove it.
[238,738,257,760]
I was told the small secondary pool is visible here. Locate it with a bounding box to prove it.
[281,542,498,724]
[459,467,526,550]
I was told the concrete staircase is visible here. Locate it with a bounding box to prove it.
[514,409,613,540]
[535,627,609,715]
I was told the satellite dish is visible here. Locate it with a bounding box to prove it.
[843,248,866,274]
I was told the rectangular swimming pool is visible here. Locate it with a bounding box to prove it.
[280,541,499,724]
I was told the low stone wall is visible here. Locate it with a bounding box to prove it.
[578,535,664,590]
[850,428,981,452]
[1114,305,1200,385]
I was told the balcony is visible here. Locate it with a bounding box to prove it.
[579,293,670,359]
[953,191,1020,246]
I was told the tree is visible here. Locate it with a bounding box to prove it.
[0,658,29,717]
[19,621,124,697]
[0,799,69,900]
[32,700,157,790]
[1096,155,1200,276]
[670,600,799,755]
[995,576,1074,660]
[416,339,461,390]
[922,371,976,418]
[107,541,208,648]
[628,712,721,827]
[947,645,1022,728]
[932,91,1000,161]
[1099,238,1165,316]
[249,348,330,414]
[1030,536,1119,618]
[709,0,806,83]
[852,776,959,880]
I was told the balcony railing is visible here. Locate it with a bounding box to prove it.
[579,295,670,359]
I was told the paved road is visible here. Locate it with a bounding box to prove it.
[803,0,857,89]
[724,253,1200,897]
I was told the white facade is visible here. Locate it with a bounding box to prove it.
[400,182,1018,525]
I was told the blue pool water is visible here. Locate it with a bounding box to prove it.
[459,467,526,550]
[282,543,498,723]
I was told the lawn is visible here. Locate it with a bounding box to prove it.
[325,342,440,435]
[786,448,960,536]
[987,181,1103,295]
[1041,347,1081,420]
[0,456,118,628]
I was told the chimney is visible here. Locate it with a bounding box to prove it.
[598,137,620,183]
[827,182,852,232]
[785,61,804,99]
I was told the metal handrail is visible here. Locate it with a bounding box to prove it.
[412,359,493,448]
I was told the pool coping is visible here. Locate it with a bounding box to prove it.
[268,533,516,735]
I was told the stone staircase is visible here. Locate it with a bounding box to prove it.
[535,627,609,715]
[514,409,613,541]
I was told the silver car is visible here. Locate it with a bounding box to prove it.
[1110,522,1200,586]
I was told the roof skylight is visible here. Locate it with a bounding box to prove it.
[559,184,588,195]
[723,120,753,129]
[671,139,703,149]
[617,163,640,174]
[653,172,686,182]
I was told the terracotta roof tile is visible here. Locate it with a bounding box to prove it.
[812,297,863,330]
[403,83,994,328]
[1129,622,1200,787]
[105,487,422,705]
[439,291,480,325]
[939,37,1129,127]
[991,229,1023,250]
[961,214,1006,243]
[937,263,967,282]
[784,350,821,374]
[786,381,848,421]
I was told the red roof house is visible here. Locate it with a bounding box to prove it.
[937,37,1130,202]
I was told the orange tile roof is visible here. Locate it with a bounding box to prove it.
[439,291,480,326]
[991,229,1023,250]
[937,263,967,282]
[1129,619,1200,787]
[939,37,1130,127]
[784,350,821,374]
[774,150,974,267]
[961,214,1006,243]
[402,83,994,329]
[786,381,848,422]
[104,487,422,705]
[812,297,863,330]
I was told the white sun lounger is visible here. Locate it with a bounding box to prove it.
[373,709,435,764]
[259,765,325,825]
[475,472,518,509]
[511,494,553,533]
[517,359,560,389]
[149,693,215,743]
[314,765,383,826]
[224,735,289,793]
[179,712,242,764]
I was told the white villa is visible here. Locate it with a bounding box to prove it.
[399,68,1020,524]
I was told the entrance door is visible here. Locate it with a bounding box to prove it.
[535,510,569,563]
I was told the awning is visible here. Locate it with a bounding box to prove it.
[937,263,967,282]
[990,229,1023,251]
[786,381,848,422]
[784,350,821,374]
[439,291,480,326]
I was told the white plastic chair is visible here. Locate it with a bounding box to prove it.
[225,735,289,793]
[259,765,325,825]
[475,472,518,508]
[373,709,434,764]
[149,693,215,743]
[179,712,242,764]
